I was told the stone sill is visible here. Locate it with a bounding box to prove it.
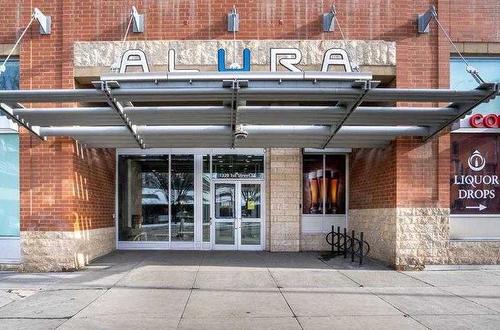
[450,239,500,242]
[452,42,500,55]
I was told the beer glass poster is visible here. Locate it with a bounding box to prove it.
[451,134,500,214]
[303,154,346,214]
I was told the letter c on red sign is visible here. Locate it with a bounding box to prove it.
[483,114,498,128]
[469,114,483,128]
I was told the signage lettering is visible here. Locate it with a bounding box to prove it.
[469,114,500,128]
[118,47,354,73]
[451,149,499,212]
[168,49,199,73]
[215,172,257,179]
[119,49,150,73]
[270,48,302,72]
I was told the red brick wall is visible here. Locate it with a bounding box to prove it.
[72,145,116,231]
[448,0,500,43]
[19,133,115,231]
[349,146,397,209]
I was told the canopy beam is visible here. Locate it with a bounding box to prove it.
[321,79,373,148]
[97,81,145,149]
[0,103,44,140]
[424,83,500,141]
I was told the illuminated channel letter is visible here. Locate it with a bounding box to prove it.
[270,48,302,72]
[217,48,251,72]
[119,49,150,73]
[168,49,199,72]
[321,48,352,73]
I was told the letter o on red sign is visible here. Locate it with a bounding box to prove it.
[483,114,498,128]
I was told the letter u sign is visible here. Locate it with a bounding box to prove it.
[217,48,251,72]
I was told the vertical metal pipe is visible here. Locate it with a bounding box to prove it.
[331,225,335,254]
[359,232,364,266]
[343,227,347,258]
[337,226,341,254]
[351,230,355,262]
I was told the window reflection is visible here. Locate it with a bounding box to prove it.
[215,183,235,219]
[118,156,169,241]
[0,58,19,90]
[241,184,261,218]
[171,155,194,242]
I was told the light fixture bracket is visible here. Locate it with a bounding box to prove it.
[323,5,336,32]
[417,5,437,34]
[228,6,239,32]
[131,6,144,33]
[33,8,51,35]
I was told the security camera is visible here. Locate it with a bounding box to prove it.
[234,125,248,140]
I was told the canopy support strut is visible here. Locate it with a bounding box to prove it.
[321,80,373,148]
[424,83,500,141]
[0,103,44,140]
[98,81,145,148]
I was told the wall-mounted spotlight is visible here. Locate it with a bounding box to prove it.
[228,6,239,32]
[417,5,437,34]
[33,8,52,35]
[131,6,144,33]
[322,5,336,32]
[0,8,51,74]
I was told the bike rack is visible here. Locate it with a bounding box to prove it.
[323,225,370,265]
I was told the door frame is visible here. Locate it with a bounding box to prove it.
[211,180,265,251]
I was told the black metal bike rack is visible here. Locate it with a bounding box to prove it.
[323,225,370,265]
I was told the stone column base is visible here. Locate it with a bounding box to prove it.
[20,227,115,272]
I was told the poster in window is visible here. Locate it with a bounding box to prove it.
[302,154,346,215]
[451,134,500,214]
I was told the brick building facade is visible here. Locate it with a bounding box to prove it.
[0,0,499,271]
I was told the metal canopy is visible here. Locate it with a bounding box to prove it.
[0,71,498,149]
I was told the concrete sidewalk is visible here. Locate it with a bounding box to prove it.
[0,251,499,330]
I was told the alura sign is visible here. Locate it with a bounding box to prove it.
[117,47,355,73]
[452,150,499,212]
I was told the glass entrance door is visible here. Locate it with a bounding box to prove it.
[212,181,263,250]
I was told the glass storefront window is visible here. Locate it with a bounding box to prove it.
[0,58,19,90]
[170,155,194,242]
[303,154,346,215]
[451,57,500,128]
[118,155,195,242]
[0,134,20,237]
[118,153,264,245]
[0,59,20,238]
[118,156,169,241]
[212,154,264,179]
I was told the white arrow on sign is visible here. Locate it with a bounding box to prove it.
[466,204,487,211]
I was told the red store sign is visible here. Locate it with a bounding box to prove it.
[468,114,500,128]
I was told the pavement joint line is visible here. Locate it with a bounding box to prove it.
[265,265,304,330]
[365,289,433,330]
[435,286,500,315]
[53,288,108,329]
[176,251,205,329]
[330,266,434,330]
[399,272,437,287]
[0,317,72,320]
[54,256,145,329]
[317,256,363,287]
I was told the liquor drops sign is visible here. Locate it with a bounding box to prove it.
[451,134,500,214]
